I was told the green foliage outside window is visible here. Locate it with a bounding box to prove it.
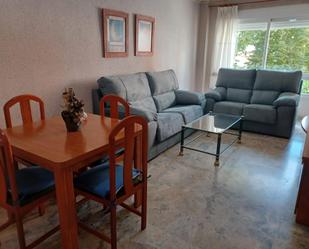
[303,80,309,94]
[234,30,266,69]
[234,27,309,93]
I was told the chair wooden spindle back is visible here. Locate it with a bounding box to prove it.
[100,95,130,120]
[3,95,45,128]
[108,116,148,200]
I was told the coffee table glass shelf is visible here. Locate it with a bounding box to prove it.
[179,112,243,166]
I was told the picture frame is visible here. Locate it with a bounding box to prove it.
[135,14,155,56]
[102,9,128,58]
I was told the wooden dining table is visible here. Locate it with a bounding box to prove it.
[4,113,142,249]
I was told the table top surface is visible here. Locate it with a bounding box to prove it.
[301,116,309,133]
[4,114,136,169]
[183,112,242,134]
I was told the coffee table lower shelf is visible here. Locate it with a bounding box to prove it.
[178,113,243,166]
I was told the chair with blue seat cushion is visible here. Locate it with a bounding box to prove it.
[75,116,148,249]
[0,129,59,249]
[3,94,47,216]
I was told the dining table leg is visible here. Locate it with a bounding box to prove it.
[54,168,79,249]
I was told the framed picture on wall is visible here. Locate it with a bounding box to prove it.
[102,9,128,58]
[135,14,155,56]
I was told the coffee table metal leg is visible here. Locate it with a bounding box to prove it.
[238,116,244,144]
[179,127,185,156]
[214,134,221,166]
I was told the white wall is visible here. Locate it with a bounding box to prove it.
[0,0,199,127]
[238,3,309,117]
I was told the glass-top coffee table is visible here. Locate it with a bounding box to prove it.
[179,112,243,166]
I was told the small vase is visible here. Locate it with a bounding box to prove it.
[61,111,80,132]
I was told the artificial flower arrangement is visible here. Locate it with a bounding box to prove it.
[61,88,87,132]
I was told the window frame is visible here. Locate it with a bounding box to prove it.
[236,17,309,94]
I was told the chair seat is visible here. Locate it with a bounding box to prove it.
[74,163,140,199]
[8,166,55,206]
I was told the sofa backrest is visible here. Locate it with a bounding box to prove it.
[97,72,157,113]
[251,70,302,105]
[146,69,179,112]
[216,68,256,103]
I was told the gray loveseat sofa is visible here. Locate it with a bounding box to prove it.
[92,69,206,160]
[205,68,302,138]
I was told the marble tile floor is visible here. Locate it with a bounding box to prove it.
[1,123,309,249]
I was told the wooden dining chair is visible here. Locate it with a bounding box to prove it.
[3,94,45,129]
[0,129,59,249]
[100,94,130,119]
[3,94,47,216]
[99,95,130,163]
[74,116,148,249]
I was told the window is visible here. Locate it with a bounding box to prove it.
[234,18,309,94]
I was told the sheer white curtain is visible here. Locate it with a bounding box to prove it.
[210,6,238,88]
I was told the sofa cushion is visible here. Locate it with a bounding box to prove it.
[156,113,184,142]
[153,91,176,112]
[146,69,179,95]
[129,97,157,113]
[216,68,256,89]
[253,70,302,93]
[244,104,277,124]
[251,90,280,105]
[213,101,245,116]
[163,105,203,124]
[98,72,157,113]
[175,90,205,106]
[226,88,252,103]
[205,88,226,101]
[98,75,126,99]
[130,106,157,121]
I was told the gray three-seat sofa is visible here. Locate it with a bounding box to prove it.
[92,69,206,160]
[205,68,302,138]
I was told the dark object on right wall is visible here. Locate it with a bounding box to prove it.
[205,68,303,138]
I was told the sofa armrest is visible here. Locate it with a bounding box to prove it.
[205,88,223,102]
[130,107,158,122]
[175,90,205,105]
[273,92,300,107]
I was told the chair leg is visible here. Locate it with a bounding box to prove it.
[110,206,117,249]
[38,204,45,216]
[141,183,147,231]
[0,210,14,231]
[15,212,26,249]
